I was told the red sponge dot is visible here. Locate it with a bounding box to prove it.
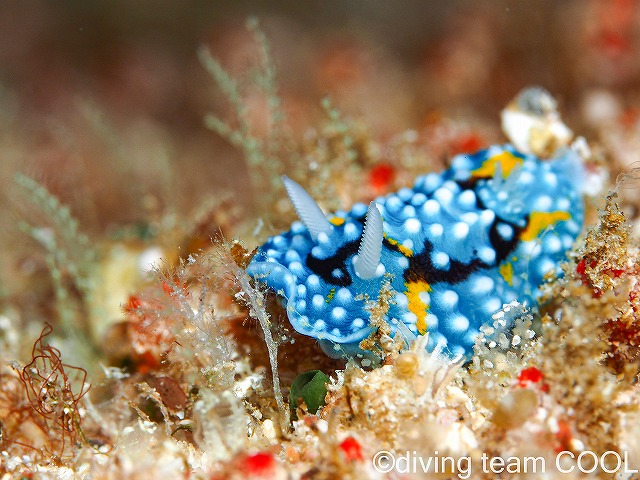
[339,437,363,462]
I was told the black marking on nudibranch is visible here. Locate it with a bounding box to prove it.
[305,240,359,287]
[404,242,489,286]
[489,216,526,264]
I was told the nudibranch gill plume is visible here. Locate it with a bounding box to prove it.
[247,144,585,358]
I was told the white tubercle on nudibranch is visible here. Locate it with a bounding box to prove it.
[501,87,573,158]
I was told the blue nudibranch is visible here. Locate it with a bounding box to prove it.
[248,144,585,358]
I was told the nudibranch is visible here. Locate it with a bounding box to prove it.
[248,91,585,359]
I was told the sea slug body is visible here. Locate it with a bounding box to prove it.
[248,144,585,359]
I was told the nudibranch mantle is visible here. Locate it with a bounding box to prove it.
[248,144,585,358]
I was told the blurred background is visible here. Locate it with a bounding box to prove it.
[1,0,640,330]
[2,0,639,214]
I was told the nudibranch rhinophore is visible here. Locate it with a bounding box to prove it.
[248,90,586,359]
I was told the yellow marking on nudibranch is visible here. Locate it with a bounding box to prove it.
[521,211,571,241]
[405,280,432,334]
[329,217,345,226]
[499,262,514,286]
[385,235,413,257]
[326,287,336,303]
[471,151,523,180]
